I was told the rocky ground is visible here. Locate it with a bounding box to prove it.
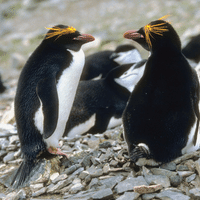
[1,0,200,199]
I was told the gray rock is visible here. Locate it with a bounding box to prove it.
[3,151,15,163]
[189,188,200,199]
[150,168,177,178]
[177,164,189,171]
[177,171,194,178]
[156,189,190,200]
[116,192,140,200]
[0,193,6,199]
[99,148,113,163]
[69,183,85,194]
[72,167,84,176]
[30,183,44,192]
[92,188,113,200]
[87,136,100,149]
[99,175,123,189]
[47,179,70,194]
[0,150,7,157]
[169,175,182,187]
[110,160,118,167]
[144,175,170,188]
[142,193,156,200]
[160,162,176,171]
[32,187,46,197]
[0,139,9,150]
[5,189,26,200]
[186,173,196,183]
[103,163,110,174]
[85,174,92,184]
[115,176,148,194]
[65,164,81,175]
[89,178,100,189]
[86,165,103,178]
[99,141,112,148]
[81,154,92,168]
[9,135,19,144]
[79,171,89,180]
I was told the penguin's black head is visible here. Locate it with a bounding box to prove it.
[123,16,181,53]
[44,24,95,51]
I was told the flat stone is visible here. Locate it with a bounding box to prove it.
[80,155,92,168]
[9,135,19,144]
[177,164,189,171]
[134,184,163,194]
[3,152,15,163]
[99,141,112,148]
[144,175,170,188]
[142,193,156,200]
[92,188,113,200]
[99,175,123,189]
[99,148,113,163]
[115,176,148,194]
[156,189,190,200]
[65,164,81,175]
[86,165,103,178]
[47,179,71,194]
[72,167,84,176]
[87,136,100,149]
[110,160,118,167]
[150,168,177,178]
[103,163,110,174]
[195,158,200,175]
[0,150,7,157]
[52,174,67,184]
[50,172,59,182]
[32,187,46,197]
[186,173,196,183]
[116,191,140,200]
[160,162,176,171]
[173,151,199,164]
[69,183,85,194]
[177,171,194,178]
[189,188,200,199]
[30,183,44,192]
[89,178,100,189]
[79,171,89,180]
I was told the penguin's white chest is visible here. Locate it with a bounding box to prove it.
[34,48,85,148]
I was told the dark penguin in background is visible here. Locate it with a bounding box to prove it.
[80,44,142,80]
[182,34,200,64]
[63,59,146,138]
[0,75,6,93]
[122,16,200,166]
[12,25,94,188]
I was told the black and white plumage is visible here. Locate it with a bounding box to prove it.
[80,44,142,80]
[182,34,200,64]
[63,59,146,138]
[12,25,94,188]
[123,18,200,166]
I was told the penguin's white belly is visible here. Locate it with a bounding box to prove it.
[181,118,200,154]
[34,49,85,148]
[67,114,96,138]
[107,117,122,129]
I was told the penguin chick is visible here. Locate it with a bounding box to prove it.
[63,59,146,138]
[12,25,94,188]
[123,17,200,166]
[182,34,200,64]
[80,44,142,80]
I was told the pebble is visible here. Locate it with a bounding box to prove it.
[115,176,148,194]
[116,192,140,200]
[3,151,15,163]
[144,175,170,188]
[92,188,113,200]
[160,162,177,171]
[186,174,196,183]
[189,188,200,199]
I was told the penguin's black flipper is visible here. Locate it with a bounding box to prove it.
[36,77,59,139]
[191,68,200,145]
[11,158,42,189]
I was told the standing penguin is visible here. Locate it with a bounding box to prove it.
[64,59,146,138]
[80,44,142,80]
[122,16,200,166]
[12,25,94,188]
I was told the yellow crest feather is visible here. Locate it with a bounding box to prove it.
[144,15,170,48]
[45,26,76,40]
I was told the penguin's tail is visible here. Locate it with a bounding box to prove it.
[11,158,42,189]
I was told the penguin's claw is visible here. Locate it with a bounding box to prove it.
[48,147,68,157]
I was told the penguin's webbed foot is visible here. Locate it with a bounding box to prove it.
[129,145,150,163]
[48,147,68,157]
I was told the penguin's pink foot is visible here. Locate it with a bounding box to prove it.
[48,147,68,157]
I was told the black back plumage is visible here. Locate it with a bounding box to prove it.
[123,19,200,163]
[182,34,200,63]
[64,62,145,137]
[80,44,139,80]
